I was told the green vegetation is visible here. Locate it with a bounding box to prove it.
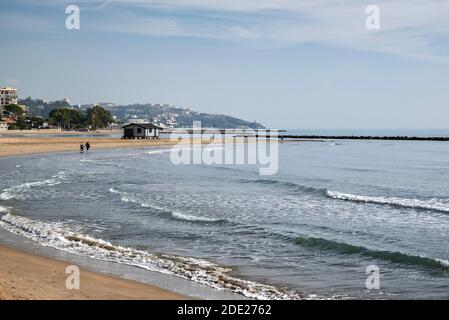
[47,105,112,130]
[3,104,26,116]
[19,97,70,118]
[9,116,45,130]
[1,104,28,130]
[86,105,113,130]
[48,108,86,129]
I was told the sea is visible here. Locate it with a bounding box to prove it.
[0,129,449,299]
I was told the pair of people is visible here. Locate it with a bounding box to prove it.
[80,141,91,153]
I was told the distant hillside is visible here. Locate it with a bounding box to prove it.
[19,97,71,118]
[20,98,265,129]
[105,103,265,129]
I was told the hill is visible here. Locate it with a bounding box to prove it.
[20,98,265,129]
[105,103,264,129]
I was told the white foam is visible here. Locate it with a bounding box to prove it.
[171,211,222,223]
[435,258,449,268]
[108,187,120,194]
[0,171,70,200]
[145,149,172,155]
[80,159,94,163]
[109,187,222,223]
[327,191,449,213]
[0,206,9,213]
[0,213,302,300]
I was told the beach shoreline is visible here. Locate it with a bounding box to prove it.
[0,134,210,300]
[0,131,264,158]
[0,135,182,158]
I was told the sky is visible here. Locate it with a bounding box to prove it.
[0,0,448,129]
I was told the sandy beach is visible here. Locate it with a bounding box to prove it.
[0,245,188,300]
[0,135,179,158]
[0,132,201,300]
[0,130,250,158]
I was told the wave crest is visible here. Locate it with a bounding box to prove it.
[109,187,226,224]
[327,191,449,213]
[238,178,326,194]
[295,236,449,270]
[0,171,71,200]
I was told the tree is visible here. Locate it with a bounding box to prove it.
[86,105,113,130]
[18,97,71,118]
[4,104,26,116]
[48,108,86,129]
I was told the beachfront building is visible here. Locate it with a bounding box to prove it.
[2,117,16,127]
[0,86,18,107]
[0,86,29,120]
[122,123,163,139]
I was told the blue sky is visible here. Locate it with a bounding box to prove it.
[1,0,448,128]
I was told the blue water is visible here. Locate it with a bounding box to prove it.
[283,129,449,137]
[0,139,449,299]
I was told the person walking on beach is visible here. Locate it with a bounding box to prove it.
[80,143,85,153]
[85,141,91,153]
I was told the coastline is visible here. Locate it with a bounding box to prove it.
[0,134,215,300]
[0,132,262,158]
[0,136,181,158]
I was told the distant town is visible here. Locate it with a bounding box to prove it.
[0,86,265,131]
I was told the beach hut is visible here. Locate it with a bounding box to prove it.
[122,123,163,139]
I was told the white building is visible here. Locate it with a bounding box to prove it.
[0,86,18,107]
[0,122,8,130]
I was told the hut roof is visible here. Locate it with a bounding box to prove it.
[122,123,163,130]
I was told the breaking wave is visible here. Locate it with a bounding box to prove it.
[238,178,326,195]
[170,211,226,223]
[236,178,449,214]
[326,191,449,213]
[0,213,303,300]
[109,187,226,224]
[295,236,449,270]
[144,149,172,155]
[0,171,71,200]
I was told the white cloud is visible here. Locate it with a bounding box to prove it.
[11,0,449,62]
